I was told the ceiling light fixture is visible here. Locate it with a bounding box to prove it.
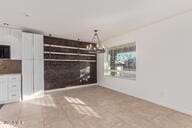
[87,30,105,54]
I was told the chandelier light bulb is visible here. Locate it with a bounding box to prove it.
[86,29,105,53]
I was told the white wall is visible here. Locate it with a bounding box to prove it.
[98,11,192,115]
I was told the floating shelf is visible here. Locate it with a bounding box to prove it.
[44,51,96,57]
[44,59,96,62]
[44,44,89,51]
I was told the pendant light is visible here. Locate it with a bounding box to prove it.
[86,30,105,53]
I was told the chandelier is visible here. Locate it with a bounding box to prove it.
[86,30,105,53]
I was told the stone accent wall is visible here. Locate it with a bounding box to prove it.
[0,60,21,74]
[44,36,97,90]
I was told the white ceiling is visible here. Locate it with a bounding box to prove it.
[0,0,192,42]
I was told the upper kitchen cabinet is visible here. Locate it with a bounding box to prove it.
[0,27,10,45]
[22,32,34,60]
[34,34,44,60]
[22,32,44,60]
[10,29,22,60]
[0,27,22,60]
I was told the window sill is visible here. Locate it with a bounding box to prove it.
[104,75,136,81]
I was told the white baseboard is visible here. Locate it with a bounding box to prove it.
[45,83,98,93]
[22,92,44,101]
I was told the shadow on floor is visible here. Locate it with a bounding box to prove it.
[0,104,3,109]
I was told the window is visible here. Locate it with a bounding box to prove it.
[104,42,136,80]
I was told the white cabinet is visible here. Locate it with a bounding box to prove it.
[0,77,8,102]
[0,28,44,102]
[22,60,34,100]
[34,60,44,97]
[33,34,44,97]
[0,27,22,59]
[34,34,44,60]
[8,75,21,101]
[0,74,21,104]
[0,27,10,45]
[22,32,34,60]
[10,29,22,60]
[22,32,44,100]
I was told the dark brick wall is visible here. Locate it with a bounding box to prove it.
[44,36,97,90]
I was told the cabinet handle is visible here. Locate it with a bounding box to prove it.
[11,94,16,97]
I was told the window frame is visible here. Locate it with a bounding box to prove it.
[104,42,136,80]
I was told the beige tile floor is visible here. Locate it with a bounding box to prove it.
[0,85,192,128]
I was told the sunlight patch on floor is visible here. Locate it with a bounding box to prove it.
[41,95,57,108]
[26,95,57,108]
[64,96,101,118]
[0,123,18,128]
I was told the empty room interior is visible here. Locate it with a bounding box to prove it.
[0,0,192,128]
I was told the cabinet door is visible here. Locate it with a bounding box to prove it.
[34,60,44,97]
[22,32,34,60]
[9,75,21,92]
[0,77,8,101]
[0,27,10,45]
[34,34,44,60]
[10,29,22,60]
[22,60,34,100]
